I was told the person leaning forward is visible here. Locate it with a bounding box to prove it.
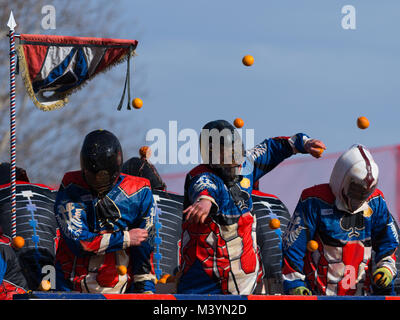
[54,129,156,294]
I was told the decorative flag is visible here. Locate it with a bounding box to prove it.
[16,34,138,111]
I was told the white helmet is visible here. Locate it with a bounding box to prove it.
[329,144,379,213]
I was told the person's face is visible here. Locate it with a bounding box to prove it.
[83,169,116,198]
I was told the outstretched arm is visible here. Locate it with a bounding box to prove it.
[249,133,326,182]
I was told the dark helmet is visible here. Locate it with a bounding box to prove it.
[199,120,245,184]
[80,129,123,197]
[122,157,166,191]
[0,162,29,185]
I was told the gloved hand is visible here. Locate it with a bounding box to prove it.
[373,267,393,288]
[290,286,312,295]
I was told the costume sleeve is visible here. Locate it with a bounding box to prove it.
[55,185,130,257]
[186,173,221,211]
[371,196,399,278]
[281,195,318,293]
[249,133,310,182]
[128,186,157,293]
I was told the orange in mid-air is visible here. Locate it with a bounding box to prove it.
[242,55,254,66]
[12,236,25,249]
[39,280,51,291]
[357,116,369,129]
[132,98,143,109]
[233,118,244,128]
[116,265,127,276]
[139,146,152,159]
[307,240,319,252]
[269,218,281,230]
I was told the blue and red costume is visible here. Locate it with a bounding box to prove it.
[0,234,27,299]
[54,171,156,293]
[282,184,399,295]
[178,133,311,294]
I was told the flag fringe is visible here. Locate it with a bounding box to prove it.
[17,44,136,112]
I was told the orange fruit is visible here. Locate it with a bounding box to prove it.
[242,55,254,66]
[357,116,369,129]
[158,274,173,284]
[139,146,151,159]
[233,118,244,128]
[269,218,281,230]
[317,148,324,157]
[307,240,319,252]
[132,98,143,109]
[374,273,382,284]
[158,278,167,284]
[12,236,25,249]
[39,280,51,291]
[116,265,127,275]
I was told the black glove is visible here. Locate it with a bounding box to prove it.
[95,196,121,225]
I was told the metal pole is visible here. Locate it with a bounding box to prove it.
[8,11,17,238]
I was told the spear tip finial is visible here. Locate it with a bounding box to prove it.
[7,11,17,31]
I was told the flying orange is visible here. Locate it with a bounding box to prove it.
[307,240,319,252]
[12,236,25,249]
[116,265,128,276]
[234,118,244,128]
[242,55,254,66]
[357,116,369,129]
[269,218,281,230]
[132,98,143,109]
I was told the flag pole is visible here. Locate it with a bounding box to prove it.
[8,11,17,239]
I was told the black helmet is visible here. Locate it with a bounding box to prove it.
[0,162,29,185]
[199,120,244,185]
[122,157,166,191]
[80,130,123,197]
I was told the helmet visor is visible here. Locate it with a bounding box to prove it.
[83,169,118,198]
[343,180,376,212]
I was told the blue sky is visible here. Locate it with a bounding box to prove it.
[104,0,400,174]
[15,1,400,176]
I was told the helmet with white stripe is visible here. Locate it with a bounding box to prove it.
[329,144,379,213]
